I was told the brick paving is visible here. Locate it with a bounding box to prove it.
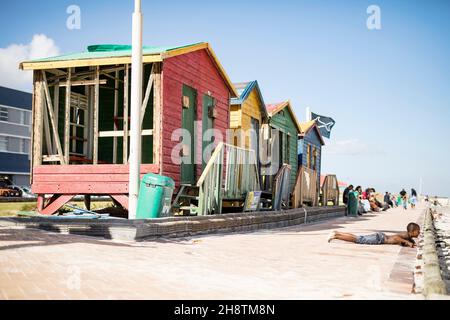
[0,205,424,300]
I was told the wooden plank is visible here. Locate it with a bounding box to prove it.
[113,70,119,164]
[140,63,155,128]
[123,64,129,164]
[99,129,153,138]
[93,66,100,165]
[33,182,131,194]
[34,173,130,183]
[42,71,66,164]
[64,68,71,164]
[59,79,107,87]
[33,164,159,174]
[42,101,52,156]
[42,155,62,162]
[153,62,162,168]
[20,55,163,71]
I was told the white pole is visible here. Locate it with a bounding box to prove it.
[306,107,311,121]
[128,0,143,219]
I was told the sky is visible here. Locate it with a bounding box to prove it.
[0,0,449,196]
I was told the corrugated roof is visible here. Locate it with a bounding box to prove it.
[0,86,32,110]
[23,43,203,64]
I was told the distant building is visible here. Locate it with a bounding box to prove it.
[0,86,32,186]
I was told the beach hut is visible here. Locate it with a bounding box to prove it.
[292,120,325,207]
[229,81,268,168]
[264,101,302,192]
[20,42,238,215]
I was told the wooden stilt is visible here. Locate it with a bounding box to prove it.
[37,194,45,212]
[84,195,91,211]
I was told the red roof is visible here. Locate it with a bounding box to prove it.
[266,102,285,114]
[320,175,348,188]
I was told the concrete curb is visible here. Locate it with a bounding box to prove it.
[0,206,345,241]
[421,208,447,298]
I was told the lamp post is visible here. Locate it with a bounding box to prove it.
[128,0,143,219]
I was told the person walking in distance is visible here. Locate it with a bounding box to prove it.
[400,188,408,210]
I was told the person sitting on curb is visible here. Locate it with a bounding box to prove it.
[327,222,420,247]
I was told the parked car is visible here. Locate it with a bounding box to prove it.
[13,185,35,198]
[0,182,21,197]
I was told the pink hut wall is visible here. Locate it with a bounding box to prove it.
[161,49,231,187]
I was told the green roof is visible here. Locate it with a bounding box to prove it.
[25,43,204,63]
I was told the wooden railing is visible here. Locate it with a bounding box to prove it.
[197,142,260,215]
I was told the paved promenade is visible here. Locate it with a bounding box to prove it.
[0,205,424,300]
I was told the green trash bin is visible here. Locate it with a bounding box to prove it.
[136,173,175,219]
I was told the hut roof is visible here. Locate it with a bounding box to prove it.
[20,42,238,97]
[230,81,268,119]
[298,120,325,145]
[266,101,302,133]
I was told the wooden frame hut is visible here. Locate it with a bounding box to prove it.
[20,42,238,215]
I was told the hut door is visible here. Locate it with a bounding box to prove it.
[181,85,197,185]
[202,95,215,170]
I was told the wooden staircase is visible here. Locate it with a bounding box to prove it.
[171,184,200,216]
[172,142,261,216]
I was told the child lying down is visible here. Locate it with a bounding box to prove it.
[327,222,420,247]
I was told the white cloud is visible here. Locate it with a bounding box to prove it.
[325,139,383,156]
[0,34,59,92]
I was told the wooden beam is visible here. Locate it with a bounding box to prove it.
[99,129,153,138]
[42,71,66,165]
[93,66,100,165]
[59,79,107,87]
[140,63,155,129]
[42,155,62,162]
[152,62,162,169]
[21,55,163,71]
[53,80,59,155]
[42,103,52,156]
[32,71,44,169]
[64,69,71,164]
[123,64,129,164]
[113,70,119,164]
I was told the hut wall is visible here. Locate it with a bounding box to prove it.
[161,49,230,187]
[269,111,298,190]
